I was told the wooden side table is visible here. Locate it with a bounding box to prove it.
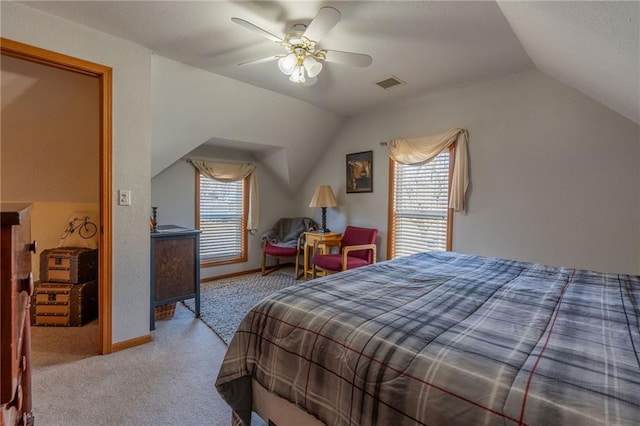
[303,231,342,280]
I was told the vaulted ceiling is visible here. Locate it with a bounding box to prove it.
[11,1,640,189]
[17,1,639,123]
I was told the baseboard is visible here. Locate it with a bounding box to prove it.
[200,264,294,283]
[111,334,152,352]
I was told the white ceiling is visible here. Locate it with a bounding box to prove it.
[16,1,638,123]
[16,0,538,118]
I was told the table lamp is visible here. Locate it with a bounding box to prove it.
[309,185,338,233]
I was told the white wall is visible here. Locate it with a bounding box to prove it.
[296,70,640,274]
[151,144,296,279]
[151,55,345,195]
[1,2,152,343]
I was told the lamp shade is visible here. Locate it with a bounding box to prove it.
[309,185,338,208]
[278,53,297,75]
[289,65,306,83]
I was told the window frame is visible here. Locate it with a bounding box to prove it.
[386,145,455,259]
[195,170,249,267]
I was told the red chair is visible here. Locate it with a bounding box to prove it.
[261,217,317,279]
[312,226,378,278]
[262,238,304,278]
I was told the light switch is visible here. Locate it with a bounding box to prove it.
[118,189,131,206]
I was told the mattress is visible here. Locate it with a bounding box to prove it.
[216,251,640,425]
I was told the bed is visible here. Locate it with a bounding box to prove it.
[215,251,640,425]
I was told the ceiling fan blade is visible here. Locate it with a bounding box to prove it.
[238,55,281,67]
[324,50,373,68]
[303,7,341,43]
[231,17,283,43]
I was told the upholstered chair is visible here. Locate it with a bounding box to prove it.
[261,217,317,279]
[312,226,378,278]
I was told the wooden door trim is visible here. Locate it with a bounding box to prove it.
[1,37,114,354]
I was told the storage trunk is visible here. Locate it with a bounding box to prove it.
[30,280,98,327]
[39,247,98,283]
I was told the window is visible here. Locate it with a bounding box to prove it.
[196,172,248,266]
[388,147,454,258]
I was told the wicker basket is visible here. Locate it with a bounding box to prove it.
[154,302,176,321]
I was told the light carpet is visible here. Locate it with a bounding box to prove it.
[184,270,296,345]
[31,304,247,425]
[31,317,99,367]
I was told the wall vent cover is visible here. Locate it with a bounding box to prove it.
[375,76,406,90]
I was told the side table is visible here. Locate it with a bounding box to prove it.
[303,231,342,280]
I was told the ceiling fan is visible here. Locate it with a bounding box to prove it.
[231,6,372,85]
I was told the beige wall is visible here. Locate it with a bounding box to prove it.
[29,202,99,280]
[1,55,100,282]
[1,55,99,202]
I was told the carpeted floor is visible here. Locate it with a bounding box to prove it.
[31,304,246,425]
[31,317,100,367]
[28,269,305,425]
[183,269,296,344]
[32,292,266,426]
[29,268,299,425]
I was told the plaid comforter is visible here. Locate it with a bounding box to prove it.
[215,252,640,425]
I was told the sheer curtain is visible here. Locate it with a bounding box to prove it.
[189,160,259,232]
[388,128,469,212]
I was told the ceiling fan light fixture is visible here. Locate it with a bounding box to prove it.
[289,65,306,83]
[232,7,372,87]
[278,53,297,75]
[303,56,323,78]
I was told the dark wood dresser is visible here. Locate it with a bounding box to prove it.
[150,225,201,330]
[1,203,35,426]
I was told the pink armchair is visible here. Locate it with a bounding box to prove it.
[312,226,378,278]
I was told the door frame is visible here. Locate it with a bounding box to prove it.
[1,37,113,354]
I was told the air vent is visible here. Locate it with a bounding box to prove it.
[375,76,406,90]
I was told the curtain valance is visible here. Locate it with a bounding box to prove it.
[389,128,469,212]
[189,160,259,232]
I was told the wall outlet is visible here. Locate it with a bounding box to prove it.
[118,189,131,206]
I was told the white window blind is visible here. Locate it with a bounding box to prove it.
[391,151,450,258]
[198,175,244,262]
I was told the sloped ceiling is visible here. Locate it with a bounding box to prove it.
[149,54,345,194]
[497,1,640,126]
[9,1,640,192]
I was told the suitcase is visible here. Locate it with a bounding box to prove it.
[30,280,98,326]
[40,247,98,283]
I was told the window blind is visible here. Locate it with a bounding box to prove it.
[198,175,244,261]
[391,151,450,258]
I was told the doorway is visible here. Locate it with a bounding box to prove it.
[1,38,113,354]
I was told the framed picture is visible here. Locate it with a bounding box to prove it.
[346,150,373,193]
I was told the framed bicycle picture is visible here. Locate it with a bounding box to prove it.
[346,151,373,193]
